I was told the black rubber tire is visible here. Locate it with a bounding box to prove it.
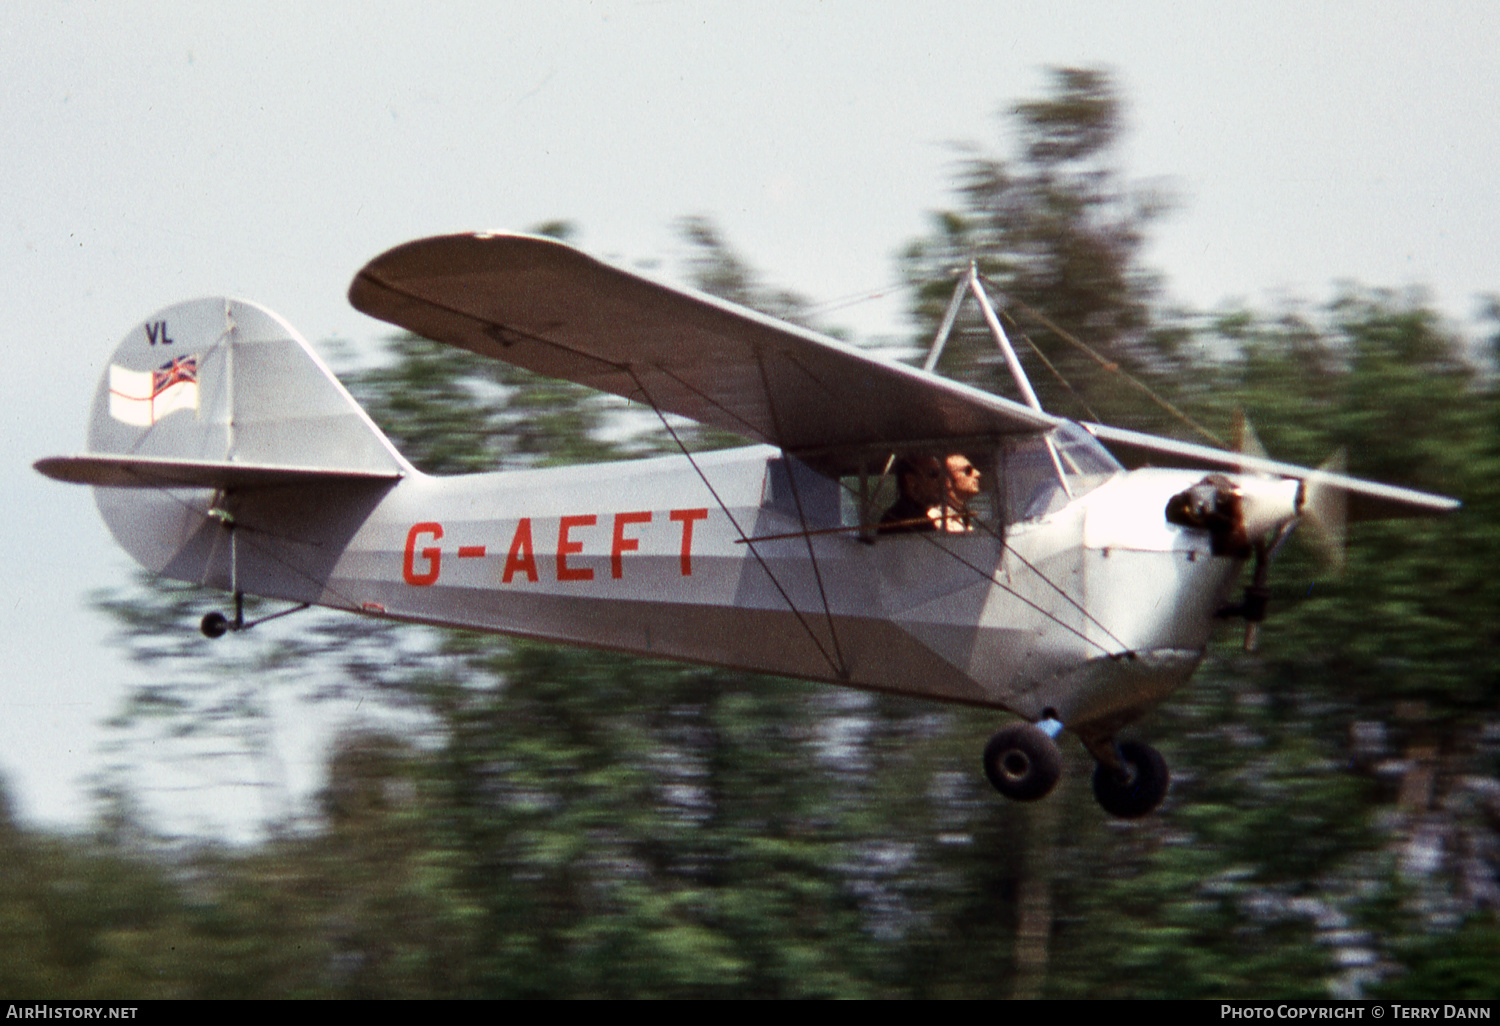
[982,723,1063,801]
[1092,740,1169,818]
[200,611,230,639]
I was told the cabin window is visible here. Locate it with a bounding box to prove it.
[1052,421,1124,492]
[842,449,999,536]
[766,456,841,528]
[1003,435,1069,521]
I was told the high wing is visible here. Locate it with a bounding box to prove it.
[348,233,1056,471]
[346,232,1458,520]
[1084,422,1460,521]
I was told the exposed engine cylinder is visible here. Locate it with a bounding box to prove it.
[1165,473,1302,556]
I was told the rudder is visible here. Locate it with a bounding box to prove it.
[87,297,407,475]
[40,297,408,595]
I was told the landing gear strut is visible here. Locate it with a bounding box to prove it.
[201,591,244,638]
[200,591,310,638]
[198,505,309,639]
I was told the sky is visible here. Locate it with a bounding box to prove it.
[4,1,1498,835]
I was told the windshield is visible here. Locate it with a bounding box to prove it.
[1052,421,1123,488]
[1003,423,1123,522]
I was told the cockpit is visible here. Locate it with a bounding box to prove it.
[765,422,1124,540]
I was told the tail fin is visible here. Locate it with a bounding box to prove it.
[59,297,407,478]
[37,297,407,593]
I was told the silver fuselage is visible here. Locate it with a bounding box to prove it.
[102,445,1241,731]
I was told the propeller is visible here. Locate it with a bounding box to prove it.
[1235,412,1347,573]
[1300,447,1348,575]
[1169,412,1348,649]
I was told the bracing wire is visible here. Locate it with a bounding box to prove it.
[983,276,1228,449]
[753,349,850,678]
[898,500,1130,656]
[735,469,1132,657]
[118,470,372,615]
[1002,317,1104,424]
[802,280,906,319]
[629,368,849,680]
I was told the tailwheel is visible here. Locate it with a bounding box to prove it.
[200,591,243,639]
[1091,740,1169,818]
[982,722,1063,802]
[198,593,309,639]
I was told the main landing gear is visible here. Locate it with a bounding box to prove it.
[1090,740,1169,819]
[981,718,1170,818]
[982,719,1065,801]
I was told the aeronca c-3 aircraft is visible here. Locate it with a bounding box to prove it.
[36,232,1461,818]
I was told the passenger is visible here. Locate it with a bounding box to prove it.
[879,456,944,533]
[937,454,981,532]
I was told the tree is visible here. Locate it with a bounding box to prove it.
[899,67,1178,428]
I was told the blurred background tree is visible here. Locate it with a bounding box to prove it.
[898,67,1189,432]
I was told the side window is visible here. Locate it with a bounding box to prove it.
[1052,422,1124,497]
[1001,426,1124,523]
[852,450,1000,535]
[766,456,840,528]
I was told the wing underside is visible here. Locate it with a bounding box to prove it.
[348,232,1056,471]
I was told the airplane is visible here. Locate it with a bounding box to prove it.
[35,232,1460,818]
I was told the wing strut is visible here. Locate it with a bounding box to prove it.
[924,263,1043,412]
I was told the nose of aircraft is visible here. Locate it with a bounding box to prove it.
[1165,473,1301,557]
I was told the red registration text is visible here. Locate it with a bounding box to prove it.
[403,509,710,587]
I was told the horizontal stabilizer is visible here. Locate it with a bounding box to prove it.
[35,454,403,490]
[1084,423,1460,520]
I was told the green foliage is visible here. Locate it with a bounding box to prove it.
[418,641,885,997]
[1198,291,1499,718]
[1373,919,1500,999]
[671,215,834,452]
[348,333,627,474]
[677,215,823,328]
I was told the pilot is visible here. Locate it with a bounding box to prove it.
[879,456,945,533]
[936,454,981,532]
